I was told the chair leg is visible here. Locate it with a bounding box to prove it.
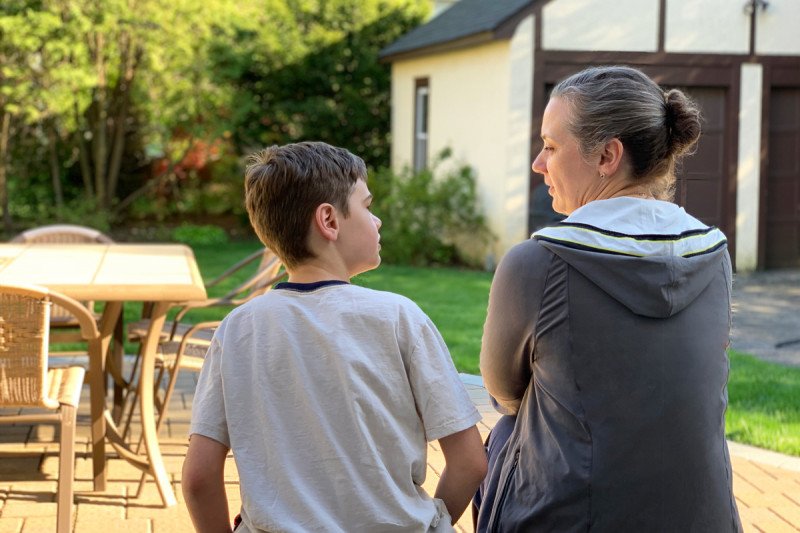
[58,404,77,533]
[135,363,173,497]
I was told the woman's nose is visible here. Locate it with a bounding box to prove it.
[373,214,382,229]
[532,152,545,174]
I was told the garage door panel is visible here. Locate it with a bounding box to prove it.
[766,87,800,268]
[672,87,728,238]
[684,133,725,176]
[770,90,800,127]
[767,134,800,175]
[684,180,722,223]
[765,224,799,266]
[766,180,798,214]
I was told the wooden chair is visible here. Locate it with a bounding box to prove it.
[0,283,100,533]
[10,224,127,413]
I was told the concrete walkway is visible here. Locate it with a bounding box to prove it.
[1,369,799,532]
[731,269,800,367]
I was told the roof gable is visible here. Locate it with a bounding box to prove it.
[380,0,533,61]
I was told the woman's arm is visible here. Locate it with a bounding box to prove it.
[480,242,551,413]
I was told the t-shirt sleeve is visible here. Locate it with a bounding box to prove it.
[189,334,231,448]
[407,316,482,442]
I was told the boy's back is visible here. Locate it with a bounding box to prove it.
[182,142,486,532]
[191,281,481,532]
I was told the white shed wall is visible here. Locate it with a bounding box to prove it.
[542,0,658,52]
[665,0,749,53]
[736,63,763,272]
[756,0,800,55]
[390,20,535,260]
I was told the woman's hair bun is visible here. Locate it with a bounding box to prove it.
[664,89,701,157]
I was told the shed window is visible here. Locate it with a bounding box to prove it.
[414,79,429,172]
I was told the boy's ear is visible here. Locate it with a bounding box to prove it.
[313,203,339,241]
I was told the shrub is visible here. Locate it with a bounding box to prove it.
[370,150,494,267]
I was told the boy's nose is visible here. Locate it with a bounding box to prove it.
[373,214,382,229]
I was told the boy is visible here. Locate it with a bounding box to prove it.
[182,142,487,532]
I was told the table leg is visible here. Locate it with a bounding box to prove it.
[138,301,177,507]
[89,301,123,492]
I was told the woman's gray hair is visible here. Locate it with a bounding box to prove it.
[551,65,701,199]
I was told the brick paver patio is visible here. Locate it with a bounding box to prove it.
[1,370,799,532]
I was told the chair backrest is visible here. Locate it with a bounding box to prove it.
[11,224,113,244]
[231,248,285,304]
[210,247,286,305]
[0,284,53,409]
[169,247,286,330]
[0,284,100,409]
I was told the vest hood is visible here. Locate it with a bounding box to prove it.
[533,197,729,318]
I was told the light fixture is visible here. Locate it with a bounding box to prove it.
[744,0,769,15]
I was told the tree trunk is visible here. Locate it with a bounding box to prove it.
[107,35,139,205]
[76,102,95,199]
[0,110,11,232]
[48,123,65,210]
[92,31,108,209]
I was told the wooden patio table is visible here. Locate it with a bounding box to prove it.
[0,242,207,507]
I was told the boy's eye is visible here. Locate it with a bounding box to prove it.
[543,145,554,152]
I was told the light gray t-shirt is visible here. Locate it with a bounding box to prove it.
[190,281,481,532]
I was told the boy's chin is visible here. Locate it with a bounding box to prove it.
[354,256,381,277]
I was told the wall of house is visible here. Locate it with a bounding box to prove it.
[390,16,535,261]
[542,0,659,51]
[756,0,800,55]
[666,0,749,53]
[736,63,763,271]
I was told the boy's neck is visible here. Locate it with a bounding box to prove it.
[287,262,351,284]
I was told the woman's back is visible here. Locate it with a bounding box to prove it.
[478,198,741,532]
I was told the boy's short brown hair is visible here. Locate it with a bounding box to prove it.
[244,141,367,269]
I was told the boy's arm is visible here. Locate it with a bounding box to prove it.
[182,434,232,533]
[434,425,488,524]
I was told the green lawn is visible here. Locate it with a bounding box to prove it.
[159,241,800,456]
[726,350,800,456]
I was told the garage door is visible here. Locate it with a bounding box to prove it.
[673,87,730,239]
[765,87,800,268]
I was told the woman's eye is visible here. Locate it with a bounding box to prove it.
[543,145,554,152]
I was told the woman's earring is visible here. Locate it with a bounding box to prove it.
[599,172,606,180]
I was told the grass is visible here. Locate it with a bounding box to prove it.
[118,240,800,456]
[726,350,800,456]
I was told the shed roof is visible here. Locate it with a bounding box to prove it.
[380,0,532,61]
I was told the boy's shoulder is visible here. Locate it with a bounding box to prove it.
[227,282,424,318]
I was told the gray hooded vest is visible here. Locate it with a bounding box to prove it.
[478,197,742,532]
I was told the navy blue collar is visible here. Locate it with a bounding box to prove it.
[274,280,350,292]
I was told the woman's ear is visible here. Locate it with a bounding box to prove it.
[599,138,625,177]
[313,203,339,241]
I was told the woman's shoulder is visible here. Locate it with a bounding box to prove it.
[501,238,556,269]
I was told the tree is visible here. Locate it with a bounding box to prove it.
[0,0,239,220]
[214,0,429,169]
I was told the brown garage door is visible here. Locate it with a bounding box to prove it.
[765,87,800,268]
[673,87,730,238]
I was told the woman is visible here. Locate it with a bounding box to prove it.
[475,66,742,532]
